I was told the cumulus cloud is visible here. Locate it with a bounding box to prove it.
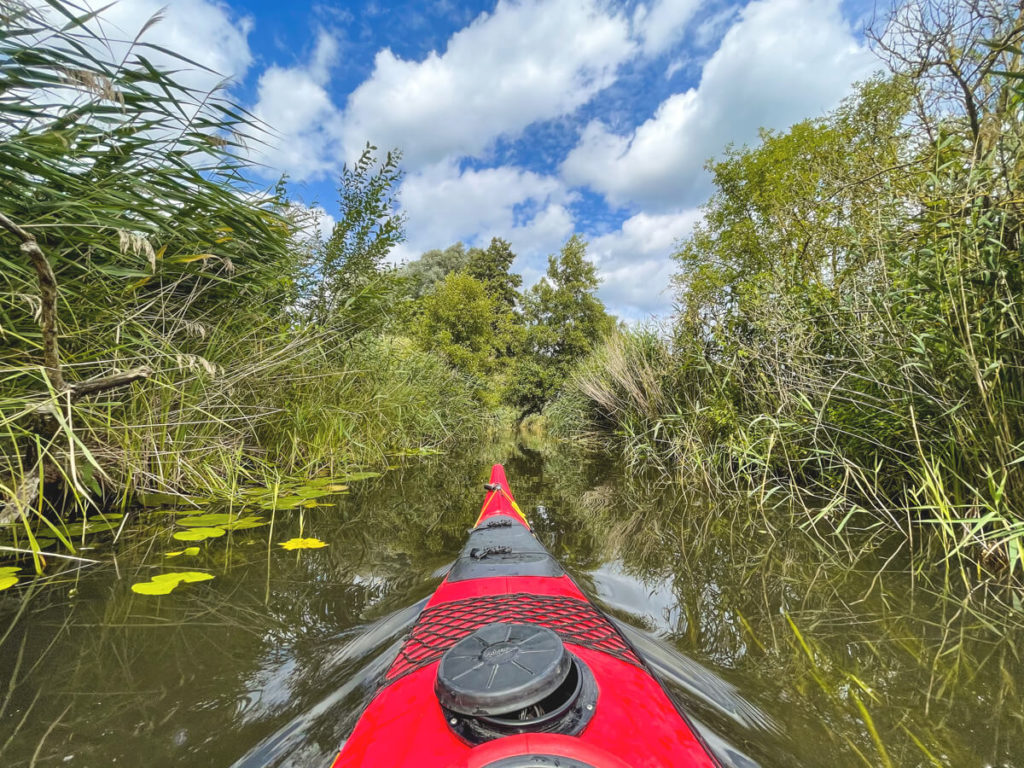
[84,0,253,93]
[562,0,876,210]
[391,161,576,271]
[340,0,636,169]
[249,32,344,180]
[632,0,702,56]
[589,210,701,319]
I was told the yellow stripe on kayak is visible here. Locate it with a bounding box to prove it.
[504,489,528,522]
[474,487,528,526]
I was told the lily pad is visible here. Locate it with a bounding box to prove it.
[177,513,266,530]
[173,527,225,542]
[165,547,201,558]
[337,471,381,482]
[0,566,21,592]
[221,516,268,531]
[279,537,328,550]
[256,496,306,510]
[131,571,214,596]
[64,517,123,536]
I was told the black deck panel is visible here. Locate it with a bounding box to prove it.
[446,515,565,582]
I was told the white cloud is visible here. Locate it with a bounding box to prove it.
[340,0,636,169]
[562,0,876,210]
[632,0,702,56]
[693,5,739,49]
[85,0,253,93]
[391,161,575,271]
[249,32,345,180]
[589,210,701,318]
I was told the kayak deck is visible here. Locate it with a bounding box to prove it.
[332,465,718,768]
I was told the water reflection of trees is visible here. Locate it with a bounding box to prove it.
[2,443,1021,768]
[541,464,1024,768]
[0,447,505,767]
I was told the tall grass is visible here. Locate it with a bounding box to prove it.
[0,1,488,542]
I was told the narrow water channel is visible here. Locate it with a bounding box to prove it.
[1,440,1021,767]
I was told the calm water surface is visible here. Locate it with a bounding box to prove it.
[1,441,1021,767]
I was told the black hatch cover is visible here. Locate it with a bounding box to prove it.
[435,622,571,716]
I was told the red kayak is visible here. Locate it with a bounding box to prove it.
[332,465,720,768]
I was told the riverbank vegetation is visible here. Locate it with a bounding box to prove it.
[550,1,1024,584]
[0,2,611,556]
[4,0,1024,598]
[0,4,484,535]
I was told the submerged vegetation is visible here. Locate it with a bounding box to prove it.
[551,1,1024,585]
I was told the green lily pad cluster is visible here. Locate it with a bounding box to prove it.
[178,513,268,529]
[131,571,214,596]
[169,512,269,542]
[143,471,378,561]
[236,474,365,510]
[172,527,226,542]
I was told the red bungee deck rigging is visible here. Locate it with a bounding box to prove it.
[332,464,720,768]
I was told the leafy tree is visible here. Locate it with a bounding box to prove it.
[508,236,613,415]
[673,76,914,336]
[398,242,471,298]
[527,235,613,364]
[304,144,405,326]
[465,237,523,314]
[414,272,497,394]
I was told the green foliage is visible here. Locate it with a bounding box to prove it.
[405,238,532,404]
[415,272,497,380]
[398,242,471,298]
[675,76,914,335]
[509,236,613,415]
[0,2,490,547]
[465,237,523,315]
[303,144,405,327]
[559,1,1024,584]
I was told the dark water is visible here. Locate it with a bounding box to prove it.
[1,440,1022,767]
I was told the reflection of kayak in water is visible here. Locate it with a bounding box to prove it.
[332,464,721,768]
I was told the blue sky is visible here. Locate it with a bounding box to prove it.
[91,0,882,320]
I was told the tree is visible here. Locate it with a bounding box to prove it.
[399,243,471,298]
[414,272,497,382]
[868,0,1024,162]
[305,144,405,325]
[673,77,914,336]
[508,236,613,415]
[465,237,523,314]
[527,235,613,364]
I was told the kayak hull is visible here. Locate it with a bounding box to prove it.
[332,465,718,768]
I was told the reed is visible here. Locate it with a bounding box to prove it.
[0,2,488,555]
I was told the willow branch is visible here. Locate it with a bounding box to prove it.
[0,211,64,390]
[69,367,153,399]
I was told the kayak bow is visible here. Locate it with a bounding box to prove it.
[332,464,720,768]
